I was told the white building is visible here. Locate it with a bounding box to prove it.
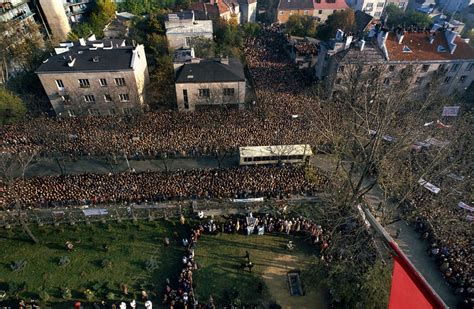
[165,11,214,50]
[347,0,386,18]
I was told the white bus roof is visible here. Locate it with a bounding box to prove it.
[239,145,313,157]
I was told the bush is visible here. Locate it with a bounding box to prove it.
[61,287,72,300]
[84,289,95,301]
[39,290,50,302]
[145,257,160,272]
[10,260,27,272]
[106,291,115,301]
[101,259,112,269]
[58,256,70,267]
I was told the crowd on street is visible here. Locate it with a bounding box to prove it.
[0,27,324,158]
[407,192,473,308]
[2,166,327,208]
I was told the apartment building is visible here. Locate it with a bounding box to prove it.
[0,0,35,23]
[36,36,149,117]
[346,0,385,18]
[317,26,474,98]
[165,11,213,49]
[276,0,348,23]
[175,58,246,111]
[191,0,241,23]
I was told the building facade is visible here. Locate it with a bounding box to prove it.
[317,27,474,98]
[276,0,348,23]
[36,37,149,117]
[191,0,241,23]
[238,0,257,23]
[175,58,246,111]
[165,11,214,49]
[347,0,385,18]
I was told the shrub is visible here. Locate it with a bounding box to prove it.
[39,290,50,302]
[61,287,72,300]
[101,259,112,269]
[58,256,70,267]
[10,260,27,272]
[106,291,115,301]
[84,289,95,301]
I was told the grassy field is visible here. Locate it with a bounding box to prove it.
[0,220,188,306]
[194,232,326,308]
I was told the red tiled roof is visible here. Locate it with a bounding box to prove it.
[385,31,474,61]
[313,0,348,10]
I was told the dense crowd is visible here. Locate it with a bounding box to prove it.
[406,192,473,308]
[1,166,327,208]
[0,26,324,158]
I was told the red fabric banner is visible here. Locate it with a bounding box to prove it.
[388,242,445,309]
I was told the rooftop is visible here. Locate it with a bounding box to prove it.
[175,58,245,83]
[278,0,314,11]
[385,30,474,62]
[165,19,213,35]
[36,39,143,73]
[313,0,348,10]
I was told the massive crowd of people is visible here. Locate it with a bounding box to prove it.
[1,166,327,208]
[0,26,324,158]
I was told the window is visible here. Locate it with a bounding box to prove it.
[79,79,90,88]
[466,63,473,71]
[123,107,133,114]
[335,78,342,85]
[99,78,107,87]
[450,64,460,72]
[304,10,308,15]
[333,9,336,13]
[279,10,283,15]
[185,37,192,46]
[374,12,381,17]
[223,88,235,96]
[119,94,130,102]
[383,78,390,85]
[56,79,65,89]
[88,109,100,116]
[377,2,384,7]
[183,89,189,109]
[365,3,373,9]
[459,75,467,83]
[104,94,112,102]
[61,95,71,104]
[389,65,395,72]
[421,64,430,72]
[318,10,322,14]
[198,89,210,97]
[84,95,95,102]
[316,0,321,3]
[115,77,126,86]
[326,0,336,3]
[444,76,452,83]
[438,64,447,71]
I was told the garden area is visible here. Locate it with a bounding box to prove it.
[194,232,326,308]
[0,220,187,307]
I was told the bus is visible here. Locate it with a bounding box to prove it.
[239,145,313,165]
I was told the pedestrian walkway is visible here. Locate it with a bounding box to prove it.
[386,220,458,308]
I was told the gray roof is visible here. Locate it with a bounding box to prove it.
[278,0,314,11]
[36,40,135,73]
[175,58,245,83]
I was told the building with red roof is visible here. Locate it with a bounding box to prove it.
[276,0,349,23]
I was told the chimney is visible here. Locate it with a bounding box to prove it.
[397,32,404,44]
[67,56,76,67]
[79,38,86,46]
[344,35,353,50]
[429,35,435,44]
[220,56,229,65]
[360,39,366,51]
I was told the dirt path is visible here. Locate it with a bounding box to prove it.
[261,254,327,309]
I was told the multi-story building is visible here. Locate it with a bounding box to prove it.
[386,0,408,10]
[165,11,214,49]
[174,57,246,111]
[36,36,149,117]
[276,0,348,23]
[0,0,35,23]
[238,0,257,23]
[347,0,385,18]
[191,0,241,23]
[313,0,348,22]
[317,26,474,98]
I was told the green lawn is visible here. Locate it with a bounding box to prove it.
[193,232,322,308]
[0,220,188,305]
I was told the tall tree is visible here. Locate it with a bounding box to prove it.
[0,87,27,125]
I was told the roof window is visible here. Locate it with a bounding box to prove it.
[437,45,447,53]
[402,45,412,53]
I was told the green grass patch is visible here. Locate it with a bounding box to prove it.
[0,220,187,305]
[194,232,318,307]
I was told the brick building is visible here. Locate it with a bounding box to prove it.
[36,37,149,117]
